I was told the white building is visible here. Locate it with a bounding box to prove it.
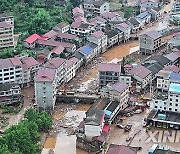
[0,57,23,84]
[153,83,180,113]
[88,31,107,54]
[65,57,79,83]
[35,69,57,110]
[101,82,129,109]
[84,109,105,139]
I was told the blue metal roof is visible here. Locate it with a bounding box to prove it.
[170,72,180,81]
[104,110,112,116]
[169,83,180,93]
[80,45,93,56]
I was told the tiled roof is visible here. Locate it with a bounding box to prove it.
[35,69,56,82]
[143,30,162,40]
[165,51,180,61]
[50,45,64,55]
[98,63,121,72]
[105,29,119,38]
[21,57,38,69]
[119,22,129,29]
[0,21,12,28]
[163,65,180,73]
[66,57,78,68]
[89,16,106,23]
[72,7,84,15]
[43,30,57,39]
[44,57,66,69]
[129,65,151,79]
[110,82,128,93]
[56,32,78,40]
[101,12,117,19]
[92,31,104,38]
[74,16,86,23]
[37,40,60,47]
[10,57,22,66]
[145,55,170,66]
[107,144,138,154]
[128,18,140,26]
[56,22,69,29]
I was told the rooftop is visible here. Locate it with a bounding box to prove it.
[145,55,170,66]
[169,83,180,93]
[66,57,78,68]
[43,30,57,39]
[129,65,151,79]
[105,29,119,38]
[170,72,180,81]
[57,32,78,40]
[165,51,180,62]
[92,31,104,38]
[24,34,48,44]
[109,82,128,93]
[72,7,84,15]
[0,13,13,18]
[55,22,69,29]
[35,69,56,82]
[99,63,121,72]
[44,57,66,69]
[164,65,180,73]
[50,45,64,55]
[106,144,138,154]
[101,12,117,19]
[78,45,93,56]
[143,30,162,40]
[21,57,39,69]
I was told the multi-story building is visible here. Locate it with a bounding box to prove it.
[168,32,180,49]
[117,22,131,43]
[140,30,163,55]
[0,13,14,25]
[35,68,57,110]
[0,21,14,49]
[105,29,119,48]
[0,83,21,105]
[0,57,23,84]
[153,83,180,113]
[101,82,129,109]
[52,22,70,33]
[88,31,107,54]
[83,1,109,16]
[70,22,95,37]
[65,57,79,83]
[43,57,66,85]
[129,65,152,90]
[98,63,121,87]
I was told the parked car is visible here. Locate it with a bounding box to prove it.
[124,123,132,132]
[134,109,142,114]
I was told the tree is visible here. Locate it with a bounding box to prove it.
[124,6,134,19]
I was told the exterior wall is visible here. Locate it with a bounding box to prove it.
[99,71,120,86]
[0,16,14,25]
[85,125,102,138]
[118,26,131,41]
[23,41,35,49]
[70,27,93,37]
[119,75,132,86]
[0,65,23,84]
[157,77,169,91]
[35,80,57,110]
[140,34,162,54]
[107,34,118,48]
[140,1,158,9]
[0,85,20,97]
[0,25,14,49]
[57,62,66,84]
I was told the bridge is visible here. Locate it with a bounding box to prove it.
[56,93,100,104]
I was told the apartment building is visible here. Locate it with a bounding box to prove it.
[129,65,152,90]
[70,21,95,37]
[0,83,21,105]
[105,29,119,48]
[65,57,79,82]
[101,82,129,109]
[83,1,109,16]
[0,21,14,49]
[52,22,70,33]
[153,83,180,113]
[98,63,121,87]
[0,13,14,25]
[88,31,107,54]
[140,30,163,55]
[35,68,57,110]
[0,57,22,84]
[43,57,66,85]
[117,22,131,43]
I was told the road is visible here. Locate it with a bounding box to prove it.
[0,86,34,132]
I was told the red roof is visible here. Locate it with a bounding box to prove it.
[24,34,40,44]
[163,65,180,73]
[57,32,78,40]
[103,125,110,133]
[74,16,86,22]
[92,31,104,38]
[66,57,78,68]
[35,69,56,82]
[72,7,84,15]
[43,30,57,39]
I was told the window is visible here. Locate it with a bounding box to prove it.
[155,106,157,108]
[176,104,178,106]
[155,101,158,104]
[10,76,14,79]
[170,103,172,106]
[170,98,172,101]
[43,87,46,90]
[175,109,178,112]
[164,102,166,105]
[176,99,178,102]
[164,107,166,110]
[169,108,172,111]
[10,72,14,75]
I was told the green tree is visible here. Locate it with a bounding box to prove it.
[124,6,134,19]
